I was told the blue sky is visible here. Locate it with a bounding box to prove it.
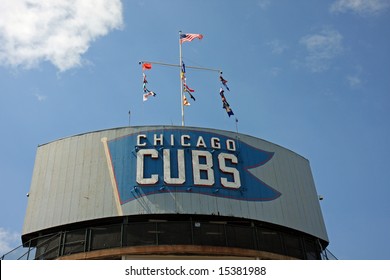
[1,0,389,260]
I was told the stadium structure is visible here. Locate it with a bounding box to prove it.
[15,125,329,260]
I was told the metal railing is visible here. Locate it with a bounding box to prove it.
[321,248,338,260]
[1,232,61,260]
[2,220,332,260]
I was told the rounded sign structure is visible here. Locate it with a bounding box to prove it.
[23,126,328,243]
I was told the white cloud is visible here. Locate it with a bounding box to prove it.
[347,75,362,88]
[270,67,281,77]
[257,0,271,10]
[330,0,390,15]
[267,40,288,55]
[346,66,364,88]
[0,0,123,72]
[299,28,343,72]
[0,228,20,257]
[34,93,47,101]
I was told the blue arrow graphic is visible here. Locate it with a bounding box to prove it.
[107,129,281,204]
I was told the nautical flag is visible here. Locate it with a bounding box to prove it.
[184,89,196,101]
[142,73,156,100]
[180,33,203,44]
[181,61,186,88]
[184,83,195,93]
[143,91,156,101]
[143,73,149,92]
[183,96,190,106]
[142,62,152,71]
[219,87,234,117]
[223,102,234,117]
[220,75,230,91]
[181,61,186,73]
[219,87,225,98]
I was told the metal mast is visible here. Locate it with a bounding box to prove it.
[139,31,222,127]
[179,31,185,126]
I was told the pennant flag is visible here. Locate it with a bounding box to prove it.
[142,73,156,101]
[143,73,148,84]
[181,61,186,82]
[219,87,225,98]
[220,75,230,91]
[184,89,196,101]
[184,83,195,93]
[142,62,152,71]
[183,95,190,106]
[181,60,195,101]
[180,33,203,44]
[181,61,186,73]
[219,87,234,117]
[143,73,149,92]
[223,102,234,117]
[143,91,156,101]
[222,99,229,107]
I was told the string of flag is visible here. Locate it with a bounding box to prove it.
[181,61,196,106]
[219,75,235,117]
[139,32,236,120]
[179,33,203,107]
[141,62,156,101]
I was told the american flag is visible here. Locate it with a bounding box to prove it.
[180,33,203,44]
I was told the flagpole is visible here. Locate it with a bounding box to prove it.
[141,32,230,125]
[179,31,185,126]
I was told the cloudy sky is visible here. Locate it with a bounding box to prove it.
[1,0,389,260]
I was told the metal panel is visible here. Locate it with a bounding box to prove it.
[23,126,328,242]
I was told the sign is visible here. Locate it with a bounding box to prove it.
[107,129,281,204]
